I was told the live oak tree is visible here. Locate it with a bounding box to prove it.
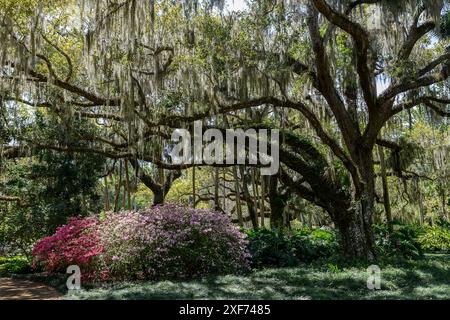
[0,0,185,205]
[1,0,449,260]
[166,0,450,259]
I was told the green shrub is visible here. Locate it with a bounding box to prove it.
[374,223,423,259]
[246,228,338,268]
[417,226,450,252]
[291,229,339,263]
[0,256,32,275]
[245,229,298,268]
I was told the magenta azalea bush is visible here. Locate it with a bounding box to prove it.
[32,205,250,281]
[32,217,103,279]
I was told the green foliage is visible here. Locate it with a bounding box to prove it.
[375,222,450,256]
[417,225,450,252]
[291,228,339,263]
[245,229,298,268]
[326,263,340,274]
[0,114,105,255]
[245,228,338,268]
[386,137,423,173]
[374,223,423,259]
[30,149,104,232]
[0,256,31,275]
[333,159,351,190]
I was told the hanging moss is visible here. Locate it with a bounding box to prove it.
[387,137,424,173]
[439,11,450,39]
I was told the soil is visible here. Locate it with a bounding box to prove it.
[0,277,63,300]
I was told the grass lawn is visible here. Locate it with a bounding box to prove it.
[67,254,450,300]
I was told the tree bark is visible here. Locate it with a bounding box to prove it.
[377,144,393,233]
[240,166,258,229]
[418,182,425,225]
[232,167,244,227]
[192,166,196,208]
[259,173,266,228]
[128,159,181,206]
[214,167,220,211]
[335,202,376,261]
[113,162,123,212]
[337,148,377,261]
[269,174,289,229]
[153,189,165,206]
[124,160,132,210]
[103,175,110,211]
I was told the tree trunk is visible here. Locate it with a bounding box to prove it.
[251,168,260,226]
[153,188,165,206]
[214,167,220,211]
[335,202,376,261]
[192,166,196,208]
[240,166,258,229]
[414,177,425,225]
[113,162,123,212]
[128,159,180,207]
[441,191,448,222]
[104,175,110,211]
[124,160,132,210]
[418,186,425,225]
[335,148,377,261]
[269,175,287,229]
[260,173,265,228]
[377,144,393,233]
[270,197,285,229]
[232,166,244,226]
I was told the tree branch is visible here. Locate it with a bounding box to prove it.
[379,68,450,105]
[313,0,376,110]
[306,5,360,149]
[391,96,450,117]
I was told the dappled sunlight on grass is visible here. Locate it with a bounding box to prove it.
[68,254,450,300]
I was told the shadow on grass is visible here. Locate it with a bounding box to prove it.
[67,254,450,300]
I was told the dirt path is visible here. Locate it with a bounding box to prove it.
[0,277,63,300]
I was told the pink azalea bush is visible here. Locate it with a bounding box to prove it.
[32,204,250,281]
[100,204,251,280]
[97,211,145,279]
[32,217,104,280]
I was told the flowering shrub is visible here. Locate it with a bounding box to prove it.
[98,211,145,279]
[32,217,103,279]
[100,205,250,280]
[32,205,250,281]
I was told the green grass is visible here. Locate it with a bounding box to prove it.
[67,254,450,300]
